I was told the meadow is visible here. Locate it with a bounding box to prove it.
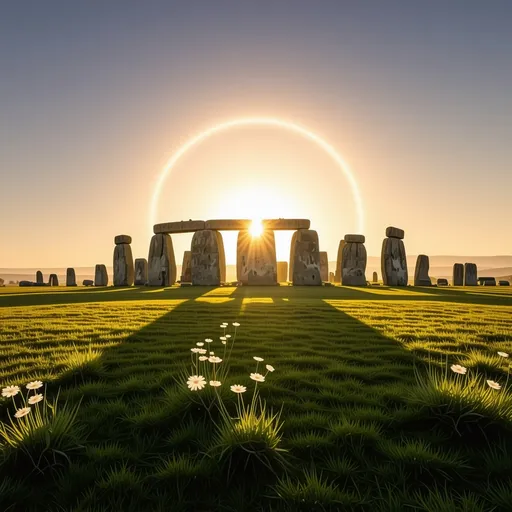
[0,284,512,511]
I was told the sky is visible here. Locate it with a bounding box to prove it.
[1,0,511,267]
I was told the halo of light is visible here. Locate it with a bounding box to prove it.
[249,218,263,237]
[150,117,364,233]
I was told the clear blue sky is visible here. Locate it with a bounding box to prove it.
[1,1,511,267]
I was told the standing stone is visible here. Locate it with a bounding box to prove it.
[191,230,225,286]
[334,240,345,283]
[289,229,321,286]
[66,268,77,287]
[319,251,329,282]
[215,231,226,283]
[94,264,108,286]
[36,271,44,285]
[464,263,478,286]
[329,272,335,283]
[277,261,288,283]
[83,279,94,287]
[236,230,277,285]
[181,251,192,282]
[373,272,378,283]
[381,227,408,286]
[48,274,59,286]
[113,235,134,287]
[453,263,464,286]
[134,258,148,285]
[341,234,367,286]
[0,278,4,287]
[148,234,176,286]
[437,278,449,286]
[414,255,432,286]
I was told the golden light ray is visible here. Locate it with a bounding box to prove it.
[150,117,364,233]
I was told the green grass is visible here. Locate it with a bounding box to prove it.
[0,284,511,510]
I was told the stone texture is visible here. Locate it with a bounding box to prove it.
[83,279,94,286]
[114,234,132,245]
[191,230,224,286]
[319,251,329,282]
[19,281,34,287]
[237,230,277,285]
[453,263,464,286]
[381,237,408,286]
[334,240,346,283]
[414,255,432,286]
[277,261,288,283]
[289,229,321,286]
[205,219,251,230]
[216,231,226,283]
[478,277,496,286]
[134,258,148,285]
[154,220,205,234]
[263,219,310,230]
[386,226,405,239]
[113,243,134,286]
[329,272,335,283]
[464,263,477,286]
[148,234,176,286]
[36,270,43,285]
[373,272,378,283]
[94,264,109,286]
[499,280,510,286]
[48,274,59,286]
[437,278,449,286]
[344,234,366,244]
[181,251,192,282]
[66,268,77,286]
[342,241,367,286]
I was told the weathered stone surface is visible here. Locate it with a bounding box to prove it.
[329,272,335,283]
[113,244,134,286]
[19,281,34,287]
[478,277,496,286]
[437,278,449,286]
[94,264,109,286]
[289,229,321,286]
[83,279,94,286]
[499,280,510,286]
[319,251,329,282]
[180,251,192,282]
[205,219,251,231]
[191,230,226,286]
[216,231,226,283]
[342,242,367,286]
[237,230,277,285]
[373,271,378,282]
[344,234,365,244]
[464,263,477,286]
[134,258,148,285]
[148,234,176,286]
[334,240,346,283]
[381,237,408,286]
[66,268,77,286]
[386,226,405,239]
[114,234,132,245]
[0,278,4,287]
[48,274,59,286]
[277,261,288,282]
[263,219,310,230]
[414,255,431,286]
[154,220,205,234]
[453,263,464,286]
[36,271,43,285]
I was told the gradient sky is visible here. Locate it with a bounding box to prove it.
[1,1,511,267]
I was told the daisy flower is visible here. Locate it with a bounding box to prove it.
[497,351,509,358]
[253,357,264,362]
[209,356,223,364]
[2,385,20,398]
[487,380,501,390]
[28,393,43,405]
[14,407,31,419]
[209,380,222,387]
[26,381,43,390]
[266,364,275,372]
[450,364,467,375]
[250,373,265,382]
[230,384,247,394]
[187,375,206,391]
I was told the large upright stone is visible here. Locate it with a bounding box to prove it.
[414,255,432,286]
[236,230,277,285]
[341,234,367,286]
[148,234,176,286]
[216,231,226,283]
[134,258,148,285]
[36,271,43,285]
[113,236,134,287]
[48,274,59,286]
[373,272,378,283]
[381,228,408,286]
[464,263,477,286]
[289,229,321,286]
[66,268,77,287]
[181,251,192,282]
[95,264,108,286]
[191,230,225,286]
[319,252,329,282]
[334,240,346,283]
[277,261,288,283]
[453,263,464,286]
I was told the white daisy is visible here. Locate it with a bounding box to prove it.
[14,407,31,419]
[2,385,20,398]
[487,380,501,390]
[266,364,275,372]
[209,380,222,387]
[497,351,509,358]
[187,375,206,391]
[230,384,247,394]
[253,357,264,362]
[199,356,208,361]
[26,380,43,390]
[28,393,43,405]
[209,356,223,364]
[250,373,265,382]
[450,364,467,375]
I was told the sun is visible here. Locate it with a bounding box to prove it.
[250,219,263,237]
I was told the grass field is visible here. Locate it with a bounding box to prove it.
[1,284,512,511]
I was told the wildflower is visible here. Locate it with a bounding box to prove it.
[220,325,226,329]
[232,322,240,327]
[190,348,200,353]
[498,351,509,358]
[2,385,20,398]
[253,356,264,362]
[196,342,204,347]
[199,356,208,361]
[250,373,265,382]
[210,351,215,355]
[209,380,222,387]
[487,380,501,390]
[205,338,213,343]
[198,348,207,354]
[187,375,206,391]
[14,407,31,419]
[450,364,467,375]
[221,340,227,345]
[230,384,247,394]
[209,356,223,364]
[266,364,275,372]
[26,380,43,390]
[220,336,227,341]
[225,334,231,339]
[28,393,43,405]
